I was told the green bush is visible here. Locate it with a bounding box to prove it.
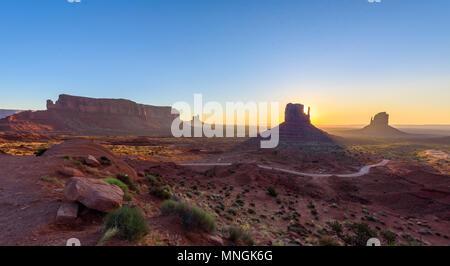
[102,178,133,201]
[150,185,172,199]
[97,227,119,246]
[267,186,277,197]
[116,174,137,191]
[344,222,377,246]
[104,206,148,241]
[40,175,63,185]
[381,230,397,246]
[319,237,340,246]
[227,208,237,216]
[235,198,245,206]
[326,220,343,236]
[227,226,254,246]
[103,178,128,193]
[146,174,162,186]
[160,200,216,233]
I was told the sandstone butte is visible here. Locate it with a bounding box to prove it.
[354,112,408,137]
[0,94,178,136]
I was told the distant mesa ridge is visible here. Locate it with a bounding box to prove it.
[354,112,408,137]
[0,94,177,136]
[45,94,172,121]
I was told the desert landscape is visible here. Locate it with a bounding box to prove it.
[0,95,448,246]
[1,1,449,252]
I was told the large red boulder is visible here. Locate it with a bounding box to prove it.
[64,177,124,212]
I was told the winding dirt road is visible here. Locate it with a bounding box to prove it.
[179,159,390,178]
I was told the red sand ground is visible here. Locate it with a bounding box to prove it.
[0,138,449,246]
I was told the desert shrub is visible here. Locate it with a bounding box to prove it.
[100,156,112,166]
[117,174,137,191]
[146,174,162,186]
[97,227,119,246]
[381,230,397,246]
[104,206,148,241]
[241,233,255,246]
[326,220,343,236]
[365,216,379,222]
[40,175,63,185]
[227,226,254,246]
[319,237,340,246]
[228,226,242,243]
[344,222,377,246]
[103,178,128,193]
[160,200,216,233]
[34,148,48,156]
[267,186,277,197]
[102,178,133,201]
[227,208,237,216]
[235,198,245,206]
[224,213,234,220]
[149,185,172,200]
[288,222,309,237]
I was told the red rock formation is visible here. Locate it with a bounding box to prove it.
[244,103,335,147]
[285,103,310,124]
[357,112,407,137]
[278,103,333,142]
[370,112,389,127]
[64,177,124,212]
[0,94,177,136]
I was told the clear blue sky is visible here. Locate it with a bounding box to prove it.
[0,0,449,124]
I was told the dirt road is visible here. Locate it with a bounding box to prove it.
[179,159,390,178]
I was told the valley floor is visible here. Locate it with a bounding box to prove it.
[0,135,449,246]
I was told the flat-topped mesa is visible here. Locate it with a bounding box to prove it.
[0,94,177,136]
[46,94,172,121]
[370,112,389,127]
[285,103,310,124]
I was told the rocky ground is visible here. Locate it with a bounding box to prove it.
[0,137,448,246]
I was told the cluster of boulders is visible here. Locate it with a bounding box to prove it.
[55,154,124,224]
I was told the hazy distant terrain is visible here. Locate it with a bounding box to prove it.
[320,125,450,138]
[0,109,22,119]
